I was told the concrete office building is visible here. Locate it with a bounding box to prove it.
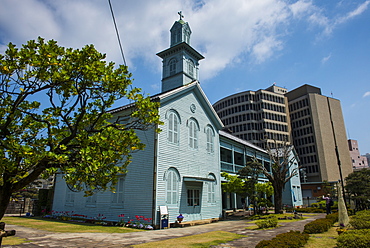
[286,84,353,197]
[348,139,369,170]
[213,85,291,149]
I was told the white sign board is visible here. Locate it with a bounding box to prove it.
[159,205,168,215]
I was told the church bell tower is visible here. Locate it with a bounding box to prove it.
[157,12,204,92]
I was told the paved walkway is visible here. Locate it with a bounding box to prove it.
[3,213,325,248]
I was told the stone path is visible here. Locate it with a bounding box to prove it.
[3,213,325,248]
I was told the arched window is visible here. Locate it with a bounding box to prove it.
[166,169,179,205]
[206,126,215,153]
[111,177,125,205]
[168,110,180,144]
[169,58,177,76]
[188,59,195,77]
[188,119,199,149]
[207,174,216,204]
[65,187,75,206]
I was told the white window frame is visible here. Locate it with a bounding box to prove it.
[206,126,215,153]
[168,111,179,144]
[188,59,195,77]
[207,175,216,204]
[188,119,198,149]
[111,177,125,207]
[166,169,179,206]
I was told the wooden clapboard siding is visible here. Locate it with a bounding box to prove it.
[155,88,222,223]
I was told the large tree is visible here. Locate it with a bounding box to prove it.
[0,37,161,219]
[260,141,299,214]
[345,169,370,211]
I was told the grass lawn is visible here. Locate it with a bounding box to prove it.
[2,217,142,233]
[1,236,31,246]
[304,226,338,248]
[132,231,245,248]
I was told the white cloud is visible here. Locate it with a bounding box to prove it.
[1,0,369,82]
[321,53,332,64]
[363,91,370,98]
[335,0,370,25]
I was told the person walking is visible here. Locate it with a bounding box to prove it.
[323,194,333,215]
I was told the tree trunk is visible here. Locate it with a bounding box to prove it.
[274,186,283,214]
[0,186,12,220]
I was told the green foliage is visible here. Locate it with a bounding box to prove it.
[221,171,273,214]
[350,210,370,229]
[337,229,370,248]
[345,169,370,211]
[311,200,327,208]
[221,172,246,196]
[322,180,336,196]
[0,37,162,217]
[294,207,325,213]
[255,230,309,248]
[303,218,334,234]
[255,216,278,229]
[326,212,339,223]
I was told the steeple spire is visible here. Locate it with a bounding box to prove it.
[157,12,204,92]
[170,11,191,47]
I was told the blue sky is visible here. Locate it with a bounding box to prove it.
[1,0,369,153]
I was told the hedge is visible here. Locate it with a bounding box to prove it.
[337,229,370,248]
[303,218,332,234]
[350,210,370,229]
[255,217,278,229]
[255,230,309,248]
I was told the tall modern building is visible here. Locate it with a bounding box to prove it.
[213,85,291,149]
[214,84,353,198]
[348,139,369,170]
[286,84,353,197]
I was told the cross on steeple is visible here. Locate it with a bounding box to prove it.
[178,11,184,20]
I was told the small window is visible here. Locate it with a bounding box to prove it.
[187,189,200,206]
[188,59,195,77]
[206,126,214,153]
[169,59,177,76]
[188,119,199,149]
[168,111,180,144]
[111,177,125,205]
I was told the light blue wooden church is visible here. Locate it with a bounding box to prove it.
[52,14,302,227]
[53,14,224,226]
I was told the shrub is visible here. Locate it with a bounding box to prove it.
[350,210,370,229]
[337,229,370,248]
[255,230,309,248]
[326,212,339,223]
[303,218,333,234]
[256,217,278,229]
